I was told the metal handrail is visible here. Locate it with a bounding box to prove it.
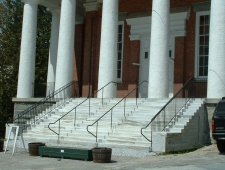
[87,81,148,143]
[48,81,117,142]
[29,97,72,127]
[140,77,194,148]
[8,81,79,131]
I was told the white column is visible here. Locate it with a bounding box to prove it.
[55,0,76,91]
[17,0,39,98]
[46,9,60,96]
[207,0,225,98]
[97,0,118,98]
[148,0,170,98]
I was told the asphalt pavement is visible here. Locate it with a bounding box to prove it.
[0,143,225,170]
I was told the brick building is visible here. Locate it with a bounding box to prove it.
[16,0,225,99]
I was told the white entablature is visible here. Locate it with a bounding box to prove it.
[28,0,85,23]
[126,7,190,40]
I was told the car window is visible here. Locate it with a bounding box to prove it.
[215,102,225,114]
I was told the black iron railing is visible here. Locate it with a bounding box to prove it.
[140,77,207,149]
[87,81,148,143]
[9,81,79,131]
[187,78,207,98]
[48,81,117,142]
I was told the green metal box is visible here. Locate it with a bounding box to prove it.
[39,146,93,161]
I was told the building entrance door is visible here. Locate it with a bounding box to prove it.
[138,36,174,98]
[138,37,150,98]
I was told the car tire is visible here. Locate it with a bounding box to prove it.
[217,140,225,152]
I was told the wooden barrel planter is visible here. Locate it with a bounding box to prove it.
[92,147,112,163]
[28,142,45,156]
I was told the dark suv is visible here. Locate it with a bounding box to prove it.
[212,98,225,152]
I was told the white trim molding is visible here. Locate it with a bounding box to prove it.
[117,21,124,82]
[129,35,140,41]
[194,11,210,78]
[23,0,40,5]
[83,2,99,12]
[126,8,190,41]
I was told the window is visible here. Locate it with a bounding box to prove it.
[195,12,210,77]
[117,22,124,82]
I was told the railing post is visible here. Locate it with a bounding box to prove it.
[63,88,65,101]
[175,98,176,116]
[111,109,113,129]
[74,108,76,127]
[102,88,104,105]
[33,108,36,124]
[124,98,126,117]
[151,124,153,150]
[96,121,98,143]
[58,120,61,143]
[89,97,91,118]
[164,109,165,131]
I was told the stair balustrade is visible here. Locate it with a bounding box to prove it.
[48,81,117,143]
[141,77,207,149]
[86,81,148,145]
[8,81,79,132]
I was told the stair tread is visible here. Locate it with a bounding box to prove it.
[19,98,203,148]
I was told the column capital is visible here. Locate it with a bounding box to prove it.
[83,2,100,12]
[23,0,40,5]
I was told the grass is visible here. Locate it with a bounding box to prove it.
[157,148,198,156]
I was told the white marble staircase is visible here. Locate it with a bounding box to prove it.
[22,98,167,148]
[22,98,205,149]
[165,98,205,132]
[152,98,208,152]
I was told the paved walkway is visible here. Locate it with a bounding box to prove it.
[0,143,225,170]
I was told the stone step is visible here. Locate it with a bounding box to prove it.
[20,98,203,148]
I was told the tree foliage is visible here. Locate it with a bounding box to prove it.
[0,0,51,137]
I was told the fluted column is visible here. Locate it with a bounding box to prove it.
[55,0,76,92]
[148,0,170,98]
[46,9,60,96]
[17,0,39,98]
[97,0,118,98]
[207,0,225,98]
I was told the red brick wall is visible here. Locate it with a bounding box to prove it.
[183,7,196,82]
[116,24,141,98]
[174,37,185,94]
[92,8,102,97]
[81,11,97,97]
[119,0,209,12]
[74,24,84,96]
[81,7,103,97]
[171,0,209,8]
[173,6,200,87]
[74,0,209,97]
[127,40,140,98]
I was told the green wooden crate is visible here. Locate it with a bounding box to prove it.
[39,146,93,161]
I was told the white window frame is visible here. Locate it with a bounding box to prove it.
[117,21,124,82]
[194,11,210,78]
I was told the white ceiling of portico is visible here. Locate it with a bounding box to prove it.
[39,0,61,9]
[86,0,102,2]
[40,0,85,9]
[39,0,86,19]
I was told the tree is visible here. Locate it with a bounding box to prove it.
[0,0,51,137]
